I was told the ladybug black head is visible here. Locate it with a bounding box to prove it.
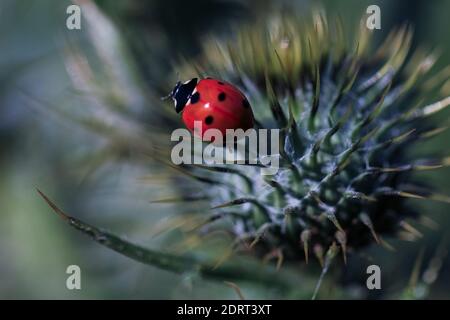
[170,78,198,113]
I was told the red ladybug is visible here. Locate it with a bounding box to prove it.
[168,78,254,140]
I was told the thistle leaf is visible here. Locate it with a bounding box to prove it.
[37,189,298,290]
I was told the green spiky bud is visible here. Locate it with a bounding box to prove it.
[174,13,450,264]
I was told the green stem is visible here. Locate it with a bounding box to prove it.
[38,189,296,290]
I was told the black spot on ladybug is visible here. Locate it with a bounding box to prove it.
[205,115,214,125]
[218,92,226,101]
[242,99,250,109]
[217,81,224,85]
[190,92,200,104]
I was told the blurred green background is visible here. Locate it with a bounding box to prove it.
[0,0,449,299]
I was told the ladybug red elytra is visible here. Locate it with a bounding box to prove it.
[168,78,254,141]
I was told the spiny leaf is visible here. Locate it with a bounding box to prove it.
[150,196,208,204]
[399,221,423,238]
[224,281,246,300]
[211,197,256,209]
[308,63,321,130]
[335,230,348,265]
[352,82,391,139]
[375,188,450,204]
[359,213,380,244]
[193,164,254,191]
[369,129,416,154]
[300,230,311,264]
[412,96,450,118]
[37,189,296,289]
[313,244,324,268]
[264,71,287,127]
[312,242,339,300]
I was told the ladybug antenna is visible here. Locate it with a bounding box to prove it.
[160,91,173,101]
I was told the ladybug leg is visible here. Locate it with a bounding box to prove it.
[160,92,173,101]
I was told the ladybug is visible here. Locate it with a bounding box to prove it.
[168,78,254,140]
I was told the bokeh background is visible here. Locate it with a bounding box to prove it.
[0,0,449,299]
